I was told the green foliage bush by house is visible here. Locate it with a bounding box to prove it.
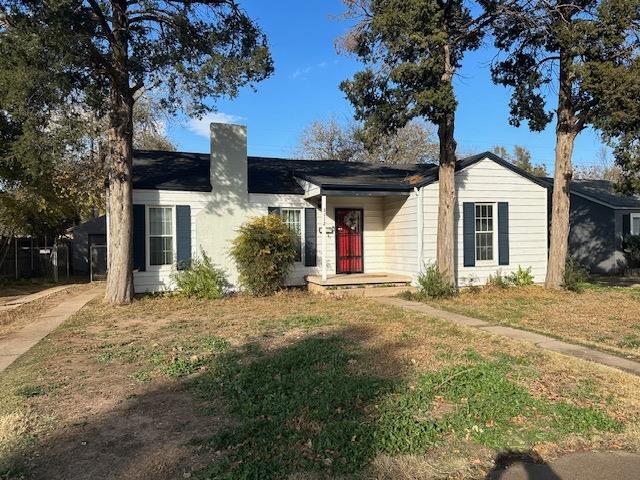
[563,257,591,293]
[415,264,457,299]
[487,266,534,288]
[230,214,298,296]
[172,251,230,300]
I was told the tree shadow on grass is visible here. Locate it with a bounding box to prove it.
[485,450,562,480]
[8,324,622,480]
[6,325,402,480]
[189,328,401,479]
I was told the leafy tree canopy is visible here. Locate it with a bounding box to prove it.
[340,0,484,143]
[487,0,640,181]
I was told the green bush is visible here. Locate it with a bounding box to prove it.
[623,235,640,268]
[172,251,230,299]
[229,214,298,296]
[487,269,511,288]
[563,257,590,293]
[415,264,457,299]
[506,265,535,286]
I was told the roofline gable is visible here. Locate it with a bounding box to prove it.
[413,152,551,190]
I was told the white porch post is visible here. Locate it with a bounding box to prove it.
[321,194,327,281]
[415,187,424,275]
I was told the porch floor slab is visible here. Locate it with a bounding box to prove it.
[305,272,412,287]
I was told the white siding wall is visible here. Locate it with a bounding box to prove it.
[383,195,418,277]
[421,158,548,285]
[129,157,548,292]
[131,189,212,293]
[195,193,387,287]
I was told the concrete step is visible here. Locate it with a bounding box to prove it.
[308,282,416,298]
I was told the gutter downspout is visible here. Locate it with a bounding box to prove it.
[415,186,424,281]
[321,194,327,281]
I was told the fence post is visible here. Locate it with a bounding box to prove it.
[30,237,34,275]
[14,237,18,280]
[52,239,58,282]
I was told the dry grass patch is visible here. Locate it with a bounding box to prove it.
[0,291,639,480]
[427,284,640,359]
[0,283,93,339]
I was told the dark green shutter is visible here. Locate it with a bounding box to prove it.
[498,202,509,266]
[304,208,317,266]
[132,204,145,272]
[268,207,281,215]
[176,205,191,270]
[623,213,631,237]
[463,202,476,267]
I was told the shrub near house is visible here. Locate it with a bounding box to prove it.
[230,215,298,296]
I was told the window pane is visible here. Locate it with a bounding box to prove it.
[149,207,172,235]
[149,207,174,266]
[633,217,640,235]
[282,209,302,262]
[150,236,173,265]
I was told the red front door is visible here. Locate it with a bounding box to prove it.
[335,209,363,274]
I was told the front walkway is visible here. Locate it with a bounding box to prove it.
[375,296,640,376]
[0,285,102,372]
[0,284,76,313]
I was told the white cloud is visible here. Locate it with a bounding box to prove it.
[188,112,245,138]
[291,60,331,79]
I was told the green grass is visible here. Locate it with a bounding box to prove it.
[617,335,640,349]
[153,335,230,378]
[280,314,333,329]
[189,336,622,479]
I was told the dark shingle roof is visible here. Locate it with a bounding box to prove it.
[132,149,547,195]
[538,177,640,209]
[248,157,438,193]
[133,150,211,192]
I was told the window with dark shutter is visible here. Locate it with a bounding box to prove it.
[176,205,191,270]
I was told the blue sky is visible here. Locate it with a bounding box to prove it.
[168,0,607,171]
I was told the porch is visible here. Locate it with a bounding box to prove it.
[305,272,415,297]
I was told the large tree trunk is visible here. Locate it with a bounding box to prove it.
[545,49,580,289]
[436,40,457,284]
[104,0,135,304]
[436,111,457,283]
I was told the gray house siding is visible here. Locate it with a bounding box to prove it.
[71,216,106,275]
[568,194,617,274]
[615,208,640,271]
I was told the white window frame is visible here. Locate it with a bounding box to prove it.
[475,202,498,266]
[146,205,177,270]
[281,208,304,264]
[631,213,640,235]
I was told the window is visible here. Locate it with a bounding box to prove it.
[632,213,640,235]
[281,208,302,262]
[148,207,174,266]
[475,204,495,262]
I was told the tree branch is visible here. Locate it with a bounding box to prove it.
[86,0,116,45]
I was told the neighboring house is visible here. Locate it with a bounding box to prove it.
[539,178,640,274]
[118,123,550,293]
[70,215,106,276]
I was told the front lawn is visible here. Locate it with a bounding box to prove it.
[424,283,640,360]
[1,292,640,479]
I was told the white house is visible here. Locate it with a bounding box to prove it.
[121,122,549,293]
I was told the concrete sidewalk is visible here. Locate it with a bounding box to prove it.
[375,296,640,376]
[0,286,100,372]
[0,284,77,313]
